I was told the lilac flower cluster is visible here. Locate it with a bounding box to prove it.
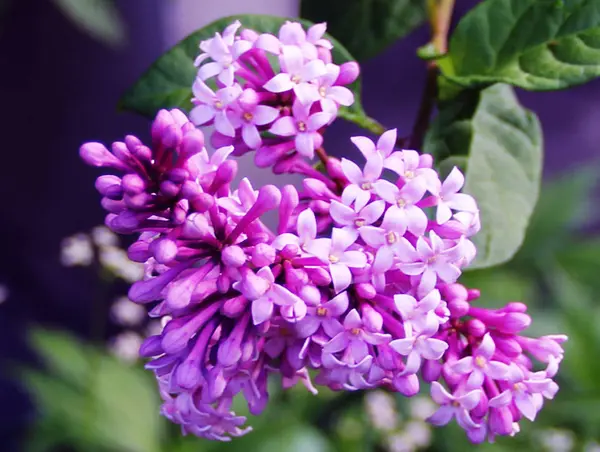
[79,20,566,445]
[190,20,357,168]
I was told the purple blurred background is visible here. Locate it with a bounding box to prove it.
[0,0,598,449]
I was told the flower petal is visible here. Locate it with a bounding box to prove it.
[252,297,273,325]
[341,250,367,268]
[269,116,297,136]
[351,136,376,159]
[328,86,354,106]
[263,73,294,93]
[242,124,262,149]
[330,200,355,226]
[427,406,454,426]
[198,61,222,81]
[330,263,352,293]
[442,167,465,195]
[340,158,364,185]
[253,105,280,125]
[294,82,320,105]
[295,132,316,158]
[189,105,215,126]
[297,208,317,243]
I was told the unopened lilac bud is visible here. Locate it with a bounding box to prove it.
[103,185,123,200]
[303,178,335,199]
[466,318,487,338]
[336,61,359,85]
[494,336,522,357]
[169,108,189,127]
[355,283,376,300]
[489,406,514,436]
[161,123,183,148]
[128,241,151,262]
[110,211,143,231]
[222,245,247,267]
[466,426,487,444]
[95,175,122,195]
[128,265,185,303]
[317,46,332,63]
[160,180,180,197]
[422,359,442,382]
[151,110,173,143]
[299,285,321,305]
[305,267,331,286]
[326,157,347,182]
[80,142,125,169]
[278,185,299,234]
[150,238,178,264]
[361,304,383,330]
[217,273,231,293]
[180,129,205,159]
[125,193,152,210]
[418,153,433,168]
[239,88,259,109]
[255,185,282,211]
[166,168,189,184]
[285,266,308,286]
[192,279,218,302]
[497,312,531,334]
[281,244,299,259]
[309,200,330,213]
[441,283,468,302]
[240,28,259,41]
[121,173,146,195]
[504,302,528,313]
[111,141,139,169]
[448,299,470,318]
[176,359,202,389]
[139,335,163,357]
[251,243,276,266]
[394,373,419,396]
[221,295,249,318]
[132,145,152,163]
[124,134,143,151]
[472,392,488,418]
[467,288,481,301]
[210,159,238,191]
[182,213,212,239]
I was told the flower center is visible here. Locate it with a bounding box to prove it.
[385,231,397,245]
[513,382,525,392]
[319,86,327,97]
[405,170,415,179]
[475,356,486,368]
[297,121,307,132]
[316,307,327,316]
[328,254,339,264]
[361,182,372,190]
[291,74,301,84]
[451,400,461,408]
[427,255,437,264]
[243,112,254,122]
[354,218,366,228]
[351,328,361,336]
[396,198,406,208]
[214,100,224,110]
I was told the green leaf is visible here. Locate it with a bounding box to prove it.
[300,0,426,61]
[26,328,163,452]
[52,0,125,47]
[424,84,543,269]
[515,166,597,263]
[557,238,600,292]
[119,14,371,130]
[439,0,600,90]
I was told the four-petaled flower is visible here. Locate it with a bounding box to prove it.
[306,228,367,293]
[431,167,478,224]
[427,382,482,431]
[190,81,242,136]
[340,153,384,211]
[329,199,385,231]
[296,291,349,338]
[374,178,429,236]
[451,333,511,388]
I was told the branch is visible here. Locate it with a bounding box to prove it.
[408,0,455,150]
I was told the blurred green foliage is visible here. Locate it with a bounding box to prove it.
[21,166,600,451]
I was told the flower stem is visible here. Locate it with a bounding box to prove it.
[409,0,455,150]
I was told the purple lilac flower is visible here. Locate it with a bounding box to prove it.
[190,20,357,170]
[80,20,567,445]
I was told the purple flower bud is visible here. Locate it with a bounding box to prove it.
[448,299,470,318]
[95,175,122,195]
[493,335,522,357]
[278,185,299,234]
[336,62,359,85]
[150,238,178,264]
[222,245,247,267]
[466,319,487,338]
[441,283,469,302]
[160,180,180,197]
[467,288,481,301]
[162,123,183,148]
[180,129,205,159]
[175,359,202,389]
[139,335,164,357]
[128,241,151,262]
[504,302,528,313]
[166,168,189,184]
[80,142,126,169]
[121,173,146,195]
[305,267,332,286]
[489,406,514,436]
[496,313,531,334]
[393,373,420,396]
[422,359,442,382]
[355,283,376,300]
[161,302,220,353]
[128,265,187,303]
[210,160,238,192]
[238,88,259,109]
[419,153,433,168]
[281,244,299,259]
[251,243,276,267]
[151,109,173,144]
[101,198,125,214]
[221,295,249,318]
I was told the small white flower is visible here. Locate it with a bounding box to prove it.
[91,226,119,247]
[111,296,146,326]
[110,331,143,363]
[60,233,94,267]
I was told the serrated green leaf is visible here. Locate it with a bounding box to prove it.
[301,0,426,61]
[439,0,600,90]
[52,0,125,47]
[425,84,543,269]
[119,14,370,129]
